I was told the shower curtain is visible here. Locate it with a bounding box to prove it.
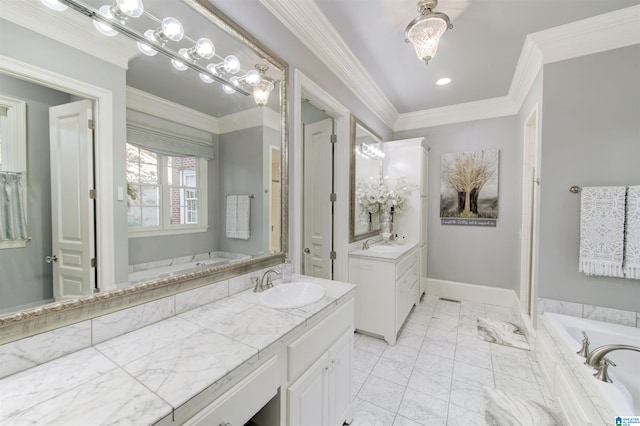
[0,171,28,241]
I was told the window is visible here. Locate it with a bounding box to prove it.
[127,143,208,236]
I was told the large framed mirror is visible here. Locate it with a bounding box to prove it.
[349,115,383,242]
[0,0,288,342]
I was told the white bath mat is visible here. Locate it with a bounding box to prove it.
[477,318,530,350]
[484,387,561,426]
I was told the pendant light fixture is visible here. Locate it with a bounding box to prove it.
[252,64,275,106]
[405,0,452,65]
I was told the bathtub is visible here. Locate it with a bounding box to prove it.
[128,252,251,285]
[536,312,640,425]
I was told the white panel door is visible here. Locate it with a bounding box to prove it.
[303,118,333,279]
[49,100,95,299]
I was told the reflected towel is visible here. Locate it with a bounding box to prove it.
[578,186,626,277]
[225,195,250,240]
[624,185,640,279]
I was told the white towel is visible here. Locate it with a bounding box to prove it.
[579,186,626,277]
[226,195,238,238]
[623,185,640,279]
[225,195,251,240]
[235,195,251,240]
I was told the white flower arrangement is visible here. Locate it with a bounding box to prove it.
[356,176,414,217]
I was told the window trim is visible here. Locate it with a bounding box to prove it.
[0,95,28,249]
[127,149,208,238]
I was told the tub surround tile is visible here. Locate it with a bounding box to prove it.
[0,320,91,379]
[91,296,175,344]
[0,348,117,420]
[537,298,583,318]
[582,304,637,327]
[2,367,172,426]
[121,329,258,408]
[175,280,229,314]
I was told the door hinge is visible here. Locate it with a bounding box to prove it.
[329,251,337,260]
[88,119,95,130]
[89,189,96,199]
[330,134,337,144]
[329,193,336,202]
[91,258,97,268]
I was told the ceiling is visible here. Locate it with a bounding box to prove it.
[266,0,639,125]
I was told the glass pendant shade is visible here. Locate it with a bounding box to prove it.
[405,0,451,64]
[40,0,68,11]
[93,5,119,37]
[253,79,275,106]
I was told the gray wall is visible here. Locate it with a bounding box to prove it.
[0,74,71,310]
[395,116,520,290]
[0,19,129,286]
[219,126,266,255]
[538,45,640,312]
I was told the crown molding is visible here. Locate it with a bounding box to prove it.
[394,96,519,132]
[0,0,138,69]
[258,0,399,129]
[218,107,281,134]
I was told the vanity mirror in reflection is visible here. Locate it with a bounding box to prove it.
[0,0,288,317]
[349,115,384,243]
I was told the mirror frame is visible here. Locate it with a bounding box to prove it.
[349,115,383,243]
[0,0,289,345]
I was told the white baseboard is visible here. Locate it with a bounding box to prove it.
[426,278,519,310]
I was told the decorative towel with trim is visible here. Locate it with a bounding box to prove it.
[579,186,626,277]
[623,185,640,279]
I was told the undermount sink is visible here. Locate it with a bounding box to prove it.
[260,282,325,309]
[367,245,397,253]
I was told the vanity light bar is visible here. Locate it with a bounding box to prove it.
[57,0,252,96]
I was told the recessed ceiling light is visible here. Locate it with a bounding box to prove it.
[436,77,452,86]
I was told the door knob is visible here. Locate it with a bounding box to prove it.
[304,248,310,254]
[45,255,59,263]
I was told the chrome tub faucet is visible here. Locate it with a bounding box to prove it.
[584,344,640,383]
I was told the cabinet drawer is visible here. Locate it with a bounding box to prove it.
[288,298,354,382]
[184,355,279,426]
[395,250,418,278]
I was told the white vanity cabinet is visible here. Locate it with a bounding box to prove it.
[287,299,354,426]
[349,246,419,345]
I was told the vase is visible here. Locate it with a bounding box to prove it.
[381,209,393,243]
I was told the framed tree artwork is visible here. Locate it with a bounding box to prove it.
[440,149,500,226]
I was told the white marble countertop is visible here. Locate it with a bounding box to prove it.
[349,241,418,261]
[0,275,355,425]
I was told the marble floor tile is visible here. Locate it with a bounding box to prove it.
[428,317,460,332]
[492,353,536,382]
[494,372,545,405]
[456,333,491,353]
[380,344,420,366]
[414,352,455,377]
[393,415,425,426]
[353,368,369,396]
[397,388,448,425]
[356,334,390,356]
[447,403,487,426]
[358,375,406,413]
[425,327,457,343]
[371,357,414,387]
[395,331,425,350]
[449,379,487,415]
[455,346,492,370]
[406,367,451,401]
[354,347,381,374]
[351,397,396,426]
[453,361,494,389]
[421,337,456,359]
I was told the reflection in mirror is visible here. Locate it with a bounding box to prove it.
[0,0,287,320]
[349,115,384,243]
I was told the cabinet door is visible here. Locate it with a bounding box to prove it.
[288,354,328,426]
[328,331,353,426]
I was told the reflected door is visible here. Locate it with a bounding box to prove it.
[303,118,333,279]
[49,100,95,299]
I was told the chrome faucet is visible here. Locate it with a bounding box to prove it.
[254,268,281,292]
[362,239,375,250]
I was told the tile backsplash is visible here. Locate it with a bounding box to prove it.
[537,297,639,328]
